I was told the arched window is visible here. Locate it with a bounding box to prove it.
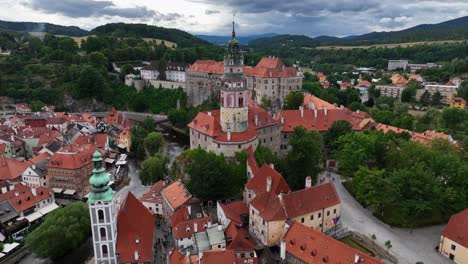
[98,210,104,222]
[102,245,108,256]
[100,227,106,239]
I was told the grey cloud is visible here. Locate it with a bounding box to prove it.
[24,0,182,21]
[205,9,220,15]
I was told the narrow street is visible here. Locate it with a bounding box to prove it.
[332,173,451,264]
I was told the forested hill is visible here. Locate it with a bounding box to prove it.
[0,20,88,36]
[91,23,212,48]
[249,15,468,48]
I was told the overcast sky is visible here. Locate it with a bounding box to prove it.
[1,0,468,36]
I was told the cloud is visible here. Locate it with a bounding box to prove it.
[23,0,181,21]
[205,9,220,15]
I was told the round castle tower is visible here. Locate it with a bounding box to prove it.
[220,21,249,133]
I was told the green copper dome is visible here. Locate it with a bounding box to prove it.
[87,150,115,204]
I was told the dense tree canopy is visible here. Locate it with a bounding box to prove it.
[26,203,91,259]
[283,91,304,110]
[140,153,168,185]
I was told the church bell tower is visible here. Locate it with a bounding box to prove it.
[88,151,118,264]
[220,21,249,133]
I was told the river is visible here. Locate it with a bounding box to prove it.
[19,126,187,264]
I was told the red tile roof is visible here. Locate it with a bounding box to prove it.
[30,152,52,164]
[72,134,108,149]
[9,186,52,212]
[245,164,290,197]
[340,82,354,89]
[117,192,155,263]
[188,107,280,143]
[283,221,384,264]
[0,183,30,202]
[173,216,213,239]
[46,117,67,125]
[161,181,192,211]
[251,182,340,221]
[303,94,337,110]
[140,180,166,204]
[188,60,224,74]
[246,145,259,175]
[169,248,192,264]
[357,80,372,87]
[170,205,189,227]
[442,209,468,248]
[282,182,340,218]
[47,144,95,170]
[375,123,453,145]
[225,222,257,252]
[200,250,237,264]
[219,201,249,226]
[103,108,118,125]
[277,108,373,132]
[0,158,32,181]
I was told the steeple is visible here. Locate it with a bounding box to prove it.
[232,21,236,39]
[87,150,115,204]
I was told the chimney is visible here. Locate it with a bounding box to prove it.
[280,115,284,124]
[269,163,274,170]
[194,223,198,233]
[305,176,312,188]
[32,164,36,170]
[280,240,286,260]
[217,224,223,231]
[227,128,231,141]
[208,111,212,116]
[254,113,259,126]
[340,105,344,109]
[208,221,212,228]
[299,106,304,118]
[10,185,14,191]
[31,188,37,196]
[134,251,139,261]
[188,205,192,215]
[324,106,328,116]
[354,254,360,263]
[314,109,317,118]
[266,176,272,192]
[356,109,360,114]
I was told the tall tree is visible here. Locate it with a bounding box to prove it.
[140,153,168,185]
[143,132,164,157]
[26,203,91,259]
[286,127,323,189]
[283,91,304,110]
[431,91,442,106]
[323,120,353,153]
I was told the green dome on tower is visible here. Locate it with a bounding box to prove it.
[87,150,115,204]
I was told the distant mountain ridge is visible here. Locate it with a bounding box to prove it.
[249,15,468,48]
[0,20,88,36]
[196,33,279,45]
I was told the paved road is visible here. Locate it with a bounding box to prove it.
[114,160,150,203]
[332,173,451,264]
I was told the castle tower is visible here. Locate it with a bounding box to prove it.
[88,151,118,264]
[220,21,249,133]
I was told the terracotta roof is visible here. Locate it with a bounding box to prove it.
[161,181,192,211]
[340,82,353,89]
[200,250,237,264]
[47,144,96,170]
[283,221,384,264]
[72,134,107,149]
[225,222,256,252]
[219,201,249,226]
[188,107,280,143]
[357,80,372,87]
[277,108,373,132]
[187,60,224,74]
[303,94,337,110]
[256,57,285,69]
[0,183,30,202]
[9,186,52,212]
[173,216,212,239]
[0,158,32,181]
[317,72,326,79]
[46,117,67,125]
[246,145,259,174]
[117,192,155,263]
[442,209,468,248]
[30,152,52,164]
[103,108,118,125]
[170,205,190,227]
[375,123,453,145]
[81,113,99,126]
[140,180,166,204]
[245,163,290,197]
[282,182,340,218]
[251,182,340,221]
[169,248,192,264]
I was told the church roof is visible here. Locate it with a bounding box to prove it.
[117,192,155,263]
